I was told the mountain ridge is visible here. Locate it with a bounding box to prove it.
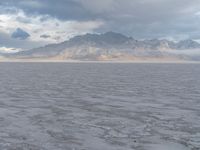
[3,32,200,61]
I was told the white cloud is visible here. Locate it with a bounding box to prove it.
[0,46,21,53]
[1,0,200,50]
[0,8,104,48]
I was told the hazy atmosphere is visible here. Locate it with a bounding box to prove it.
[1,0,200,52]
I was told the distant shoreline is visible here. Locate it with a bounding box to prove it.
[0,59,200,64]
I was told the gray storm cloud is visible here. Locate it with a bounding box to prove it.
[11,28,30,40]
[0,0,200,39]
[0,0,200,50]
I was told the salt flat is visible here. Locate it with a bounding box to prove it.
[0,63,199,150]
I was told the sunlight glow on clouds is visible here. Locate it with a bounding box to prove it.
[0,0,200,50]
[0,46,21,53]
[0,7,104,49]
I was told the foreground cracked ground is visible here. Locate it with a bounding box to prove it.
[0,63,199,150]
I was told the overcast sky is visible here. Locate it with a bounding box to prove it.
[0,0,200,52]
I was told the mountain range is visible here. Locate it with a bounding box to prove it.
[2,32,200,61]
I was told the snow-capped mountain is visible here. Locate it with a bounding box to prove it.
[5,32,200,61]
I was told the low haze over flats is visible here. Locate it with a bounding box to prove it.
[0,0,200,52]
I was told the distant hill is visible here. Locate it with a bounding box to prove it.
[4,32,200,61]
